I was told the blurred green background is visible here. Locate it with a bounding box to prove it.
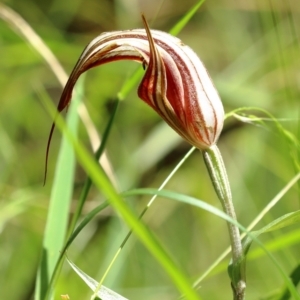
[0,0,300,299]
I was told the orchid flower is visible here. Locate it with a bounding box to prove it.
[46,16,224,162]
[46,15,245,299]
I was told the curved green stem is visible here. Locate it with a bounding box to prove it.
[202,144,246,300]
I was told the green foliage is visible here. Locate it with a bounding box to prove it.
[0,0,300,299]
[34,77,84,300]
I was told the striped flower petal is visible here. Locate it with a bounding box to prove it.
[46,15,224,173]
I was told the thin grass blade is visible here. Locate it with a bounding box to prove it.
[40,91,202,300]
[169,0,205,36]
[243,210,300,255]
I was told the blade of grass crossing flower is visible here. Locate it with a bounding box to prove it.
[35,77,84,300]
[40,93,202,300]
[117,67,144,101]
[117,0,205,101]
[169,0,205,36]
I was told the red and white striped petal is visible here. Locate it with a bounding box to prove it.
[47,16,224,171]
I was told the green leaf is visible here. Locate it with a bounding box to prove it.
[45,100,119,296]
[35,77,84,300]
[169,0,205,36]
[243,210,300,255]
[66,256,128,300]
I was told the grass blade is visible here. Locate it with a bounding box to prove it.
[40,89,202,300]
[35,77,84,300]
[169,0,205,36]
[243,210,300,255]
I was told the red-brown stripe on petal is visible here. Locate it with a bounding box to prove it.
[139,16,185,133]
[45,17,224,182]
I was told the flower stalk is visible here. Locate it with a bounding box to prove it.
[202,145,246,300]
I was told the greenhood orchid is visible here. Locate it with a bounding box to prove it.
[46,15,224,167]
